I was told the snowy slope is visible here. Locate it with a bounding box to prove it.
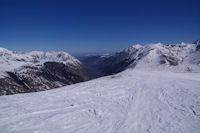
[0,69,200,133]
[98,41,200,75]
[133,43,200,72]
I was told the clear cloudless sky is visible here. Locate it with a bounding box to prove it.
[0,0,200,55]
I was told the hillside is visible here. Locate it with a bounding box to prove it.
[0,48,97,95]
[81,41,200,75]
[0,69,199,133]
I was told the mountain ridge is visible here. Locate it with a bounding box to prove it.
[83,41,200,75]
[1,40,200,95]
[0,47,97,95]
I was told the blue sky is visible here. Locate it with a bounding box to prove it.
[0,0,200,55]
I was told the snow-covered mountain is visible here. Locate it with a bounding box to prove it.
[0,41,200,133]
[0,69,200,133]
[97,41,200,75]
[0,47,97,95]
[1,41,200,95]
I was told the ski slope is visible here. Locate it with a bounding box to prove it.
[0,69,200,133]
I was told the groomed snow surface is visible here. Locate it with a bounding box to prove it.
[0,69,200,133]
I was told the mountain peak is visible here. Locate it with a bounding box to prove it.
[123,44,142,53]
[0,47,12,54]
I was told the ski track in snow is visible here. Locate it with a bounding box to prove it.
[0,70,200,133]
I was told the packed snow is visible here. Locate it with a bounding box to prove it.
[0,69,200,133]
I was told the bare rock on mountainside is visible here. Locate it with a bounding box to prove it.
[0,48,98,95]
[194,40,200,51]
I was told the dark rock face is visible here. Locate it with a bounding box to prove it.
[79,50,139,76]
[99,52,136,75]
[0,76,31,95]
[194,40,200,51]
[78,55,112,76]
[41,62,96,84]
[160,55,179,66]
[0,62,98,95]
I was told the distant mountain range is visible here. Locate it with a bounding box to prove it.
[0,40,200,95]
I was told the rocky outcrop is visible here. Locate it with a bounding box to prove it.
[194,40,200,51]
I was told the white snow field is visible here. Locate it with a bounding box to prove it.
[0,69,200,133]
